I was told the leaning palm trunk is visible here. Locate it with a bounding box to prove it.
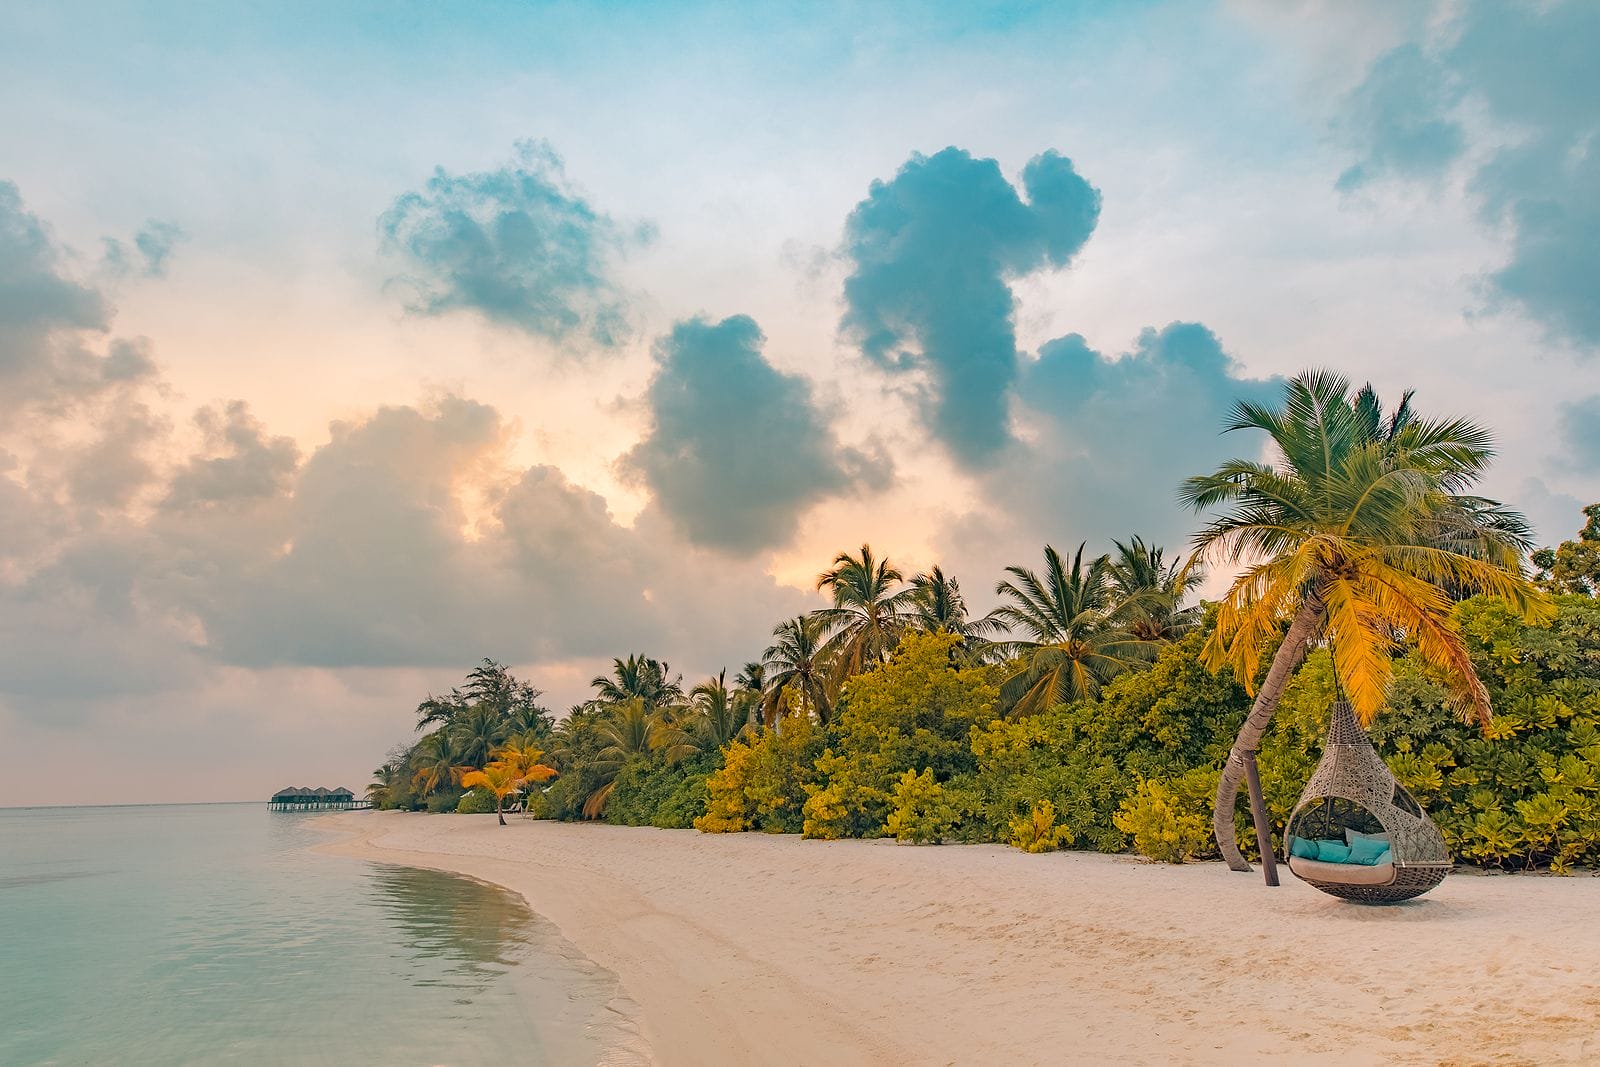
[1214,597,1323,871]
[496,798,506,827]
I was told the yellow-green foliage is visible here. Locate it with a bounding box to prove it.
[1007,799,1071,853]
[803,631,1000,838]
[1113,769,1218,863]
[696,711,819,834]
[883,768,957,843]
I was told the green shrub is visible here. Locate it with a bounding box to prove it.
[456,789,498,814]
[1114,769,1218,863]
[425,787,464,813]
[1007,799,1071,853]
[884,769,957,843]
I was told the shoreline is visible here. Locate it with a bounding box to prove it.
[316,810,1600,1065]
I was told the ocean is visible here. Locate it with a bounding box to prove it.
[0,804,641,1066]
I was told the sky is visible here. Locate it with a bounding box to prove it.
[2,0,1597,806]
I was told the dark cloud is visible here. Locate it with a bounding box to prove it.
[840,147,1100,466]
[164,401,300,510]
[1558,396,1600,470]
[965,322,1282,565]
[621,315,890,554]
[1337,1,1600,347]
[379,140,647,347]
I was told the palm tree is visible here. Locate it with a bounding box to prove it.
[409,730,465,796]
[908,565,1004,653]
[459,763,524,826]
[590,654,685,709]
[448,702,510,770]
[1182,370,1547,873]
[815,544,917,684]
[576,698,694,817]
[762,615,836,725]
[686,671,750,751]
[1108,536,1204,642]
[734,662,769,729]
[986,543,1152,717]
[366,761,402,809]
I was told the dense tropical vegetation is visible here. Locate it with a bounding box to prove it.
[369,375,1600,872]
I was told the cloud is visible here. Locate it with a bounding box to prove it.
[621,315,890,554]
[164,401,301,510]
[1333,44,1464,191]
[379,140,647,347]
[840,147,1101,466]
[1336,1,1600,347]
[1558,396,1600,471]
[965,322,1282,565]
[102,219,185,278]
[0,180,121,416]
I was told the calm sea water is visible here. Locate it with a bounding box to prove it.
[0,805,643,1066]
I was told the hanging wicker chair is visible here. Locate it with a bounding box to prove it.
[1282,700,1452,903]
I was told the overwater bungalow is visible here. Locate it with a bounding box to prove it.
[268,786,367,811]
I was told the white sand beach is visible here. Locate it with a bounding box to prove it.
[319,812,1600,1065]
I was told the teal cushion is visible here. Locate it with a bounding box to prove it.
[1314,840,1352,863]
[1345,828,1390,847]
[1288,836,1318,859]
[1373,849,1393,866]
[1347,835,1391,865]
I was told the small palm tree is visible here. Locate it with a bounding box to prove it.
[762,615,836,725]
[734,662,769,729]
[1108,536,1203,642]
[366,761,401,809]
[1182,370,1548,872]
[579,699,693,817]
[459,763,521,826]
[986,543,1152,716]
[815,544,917,684]
[408,731,465,796]
[686,671,750,751]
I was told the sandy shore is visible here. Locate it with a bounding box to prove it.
[316,811,1600,1065]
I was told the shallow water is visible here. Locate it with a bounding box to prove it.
[0,805,638,1066]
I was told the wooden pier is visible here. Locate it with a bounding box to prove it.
[268,786,369,811]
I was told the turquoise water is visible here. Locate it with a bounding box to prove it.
[0,805,641,1066]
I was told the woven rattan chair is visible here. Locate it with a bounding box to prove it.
[1282,700,1452,903]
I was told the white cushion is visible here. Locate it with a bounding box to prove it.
[1289,855,1397,886]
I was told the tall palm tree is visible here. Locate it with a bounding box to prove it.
[985,543,1152,717]
[590,654,685,709]
[909,565,1004,649]
[762,615,836,725]
[1182,370,1547,873]
[1108,536,1204,642]
[815,544,917,684]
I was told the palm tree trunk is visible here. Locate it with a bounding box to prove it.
[1214,596,1324,872]
[496,797,506,826]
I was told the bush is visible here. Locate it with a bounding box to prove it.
[1114,769,1218,863]
[884,769,957,843]
[456,789,498,815]
[697,712,821,833]
[1007,799,1071,853]
[425,787,464,813]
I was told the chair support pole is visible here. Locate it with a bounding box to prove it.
[1244,754,1279,887]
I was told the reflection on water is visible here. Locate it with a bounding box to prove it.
[364,864,531,987]
[0,805,634,1066]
